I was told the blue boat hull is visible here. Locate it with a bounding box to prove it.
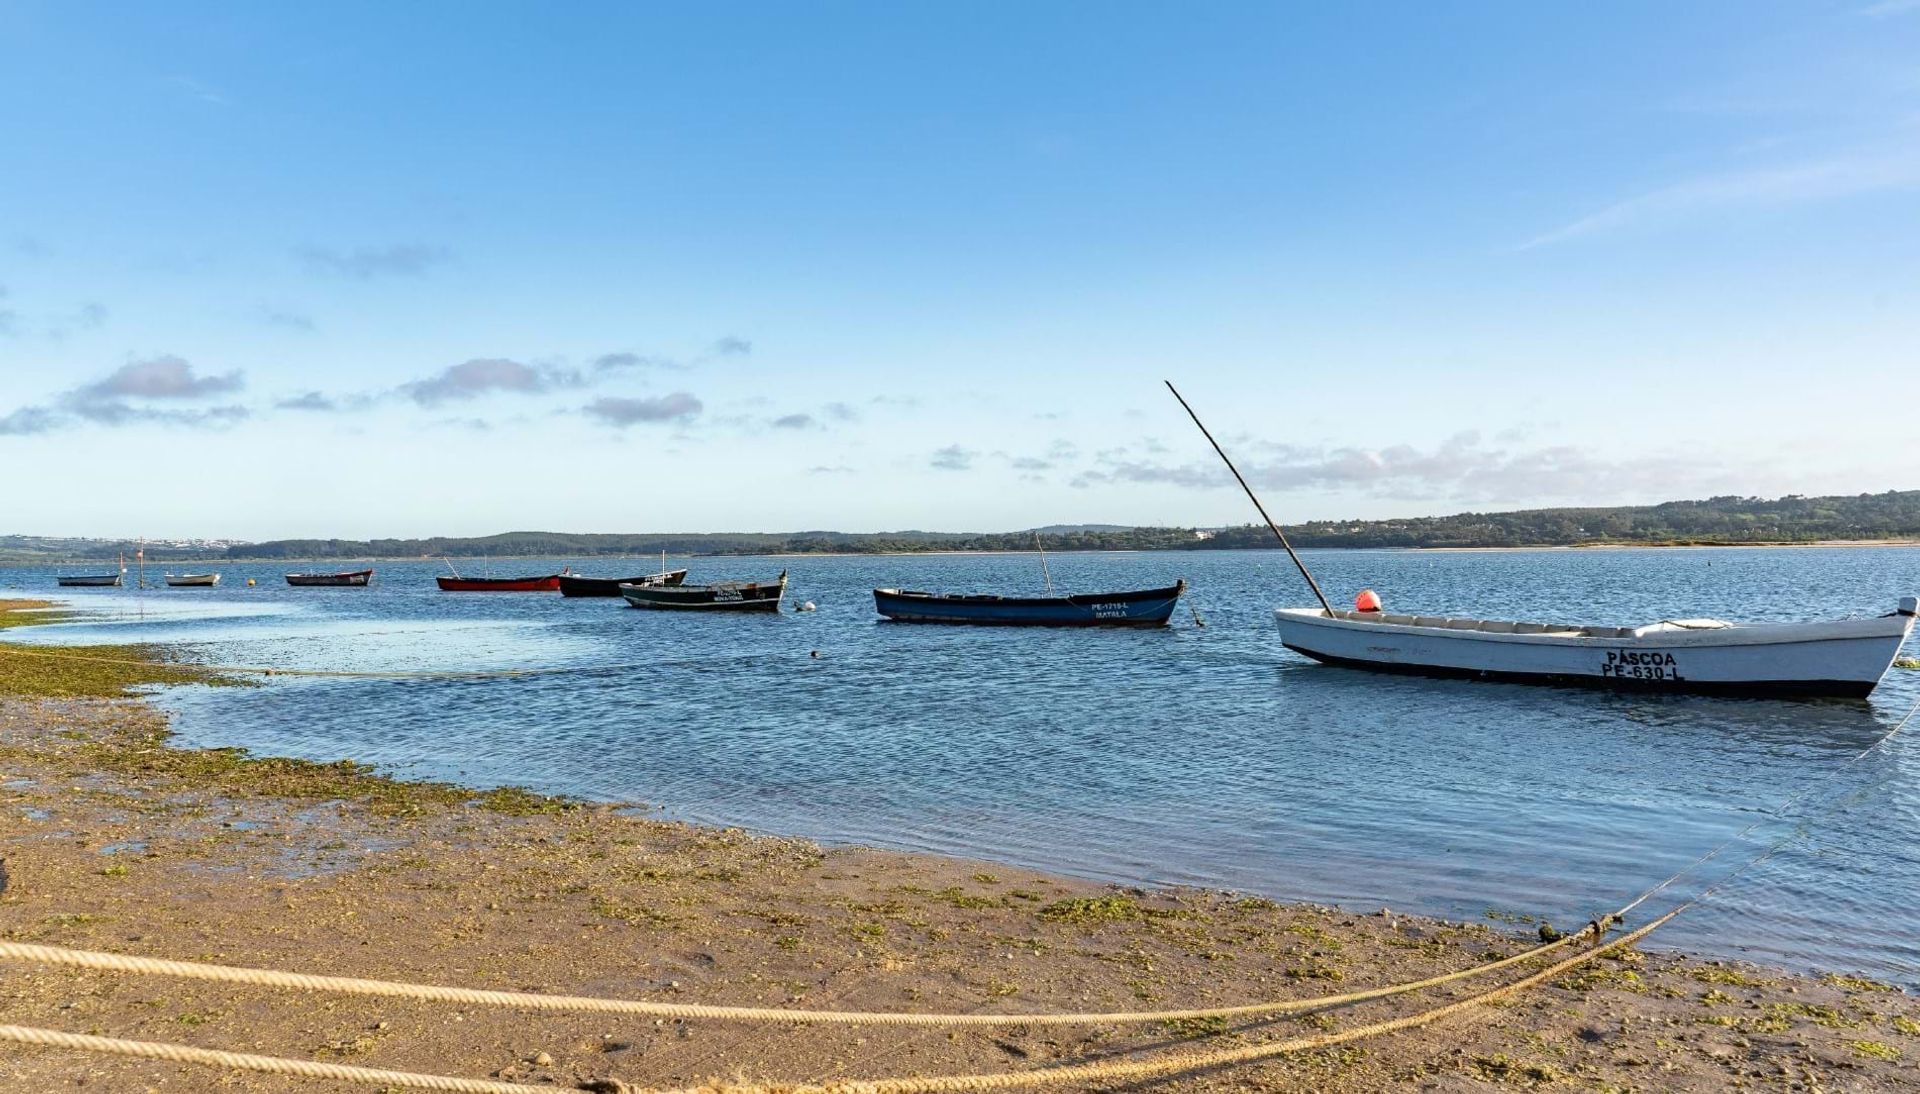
[872,581,1186,627]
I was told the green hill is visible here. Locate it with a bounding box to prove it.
[8,490,1917,563]
[220,490,1920,558]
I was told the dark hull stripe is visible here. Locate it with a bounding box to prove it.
[622,597,782,612]
[878,615,1174,627]
[1283,644,1878,699]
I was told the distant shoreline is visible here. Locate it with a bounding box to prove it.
[6,538,1920,567]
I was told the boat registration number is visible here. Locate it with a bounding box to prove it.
[1600,650,1683,681]
[714,588,742,602]
[1088,602,1130,619]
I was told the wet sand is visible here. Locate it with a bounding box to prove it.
[2,690,1917,1092]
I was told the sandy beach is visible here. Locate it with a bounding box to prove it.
[1,603,1917,1091]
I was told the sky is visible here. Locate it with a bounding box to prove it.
[2,1,1918,540]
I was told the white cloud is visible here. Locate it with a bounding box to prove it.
[1520,148,1920,249]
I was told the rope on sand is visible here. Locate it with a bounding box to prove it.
[0,912,1672,1094]
[0,1024,556,1093]
[0,929,1582,1027]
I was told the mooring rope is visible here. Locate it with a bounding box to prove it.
[0,1025,552,1093]
[0,931,1580,1028]
[1616,689,1919,917]
[0,912,1670,1094]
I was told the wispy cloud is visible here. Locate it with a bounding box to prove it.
[595,338,751,372]
[165,74,229,105]
[400,359,579,406]
[583,392,703,427]
[1520,147,1920,249]
[275,392,339,412]
[1072,433,1731,504]
[771,412,817,430]
[1860,0,1920,17]
[930,444,975,471]
[72,356,243,402]
[593,351,666,372]
[261,308,316,332]
[71,403,251,428]
[1,291,110,339]
[0,406,59,436]
[299,243,452,279]
[2,356,250,434]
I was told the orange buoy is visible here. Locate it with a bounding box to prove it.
[1354,589,1382,612]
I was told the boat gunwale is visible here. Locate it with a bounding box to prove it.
[874,581,1187,610]
[1274,606,1915,649]
[618,578,785,597]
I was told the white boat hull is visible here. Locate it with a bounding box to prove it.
[1274,599,1917,699]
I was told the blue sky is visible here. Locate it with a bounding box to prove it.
[2,1,1918,539]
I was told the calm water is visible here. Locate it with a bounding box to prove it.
[6,548,1919,984]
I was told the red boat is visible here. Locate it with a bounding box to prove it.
[436,567,569,592]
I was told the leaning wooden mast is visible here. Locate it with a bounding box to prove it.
[1164,380,1334,614]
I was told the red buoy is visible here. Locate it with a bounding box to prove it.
[1354,589,1382,612]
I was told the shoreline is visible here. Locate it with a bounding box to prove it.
[4,698,1918,1091]
[2,610,1917,1088]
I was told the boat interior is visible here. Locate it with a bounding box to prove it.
[1322,608,1735,639]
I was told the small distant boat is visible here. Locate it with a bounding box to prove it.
[1274,597,1920,699]
[286,569,374,587]
[164,573,221,588]
[57,551,126,587]
[559,569,689,597]
[621,571,786,612]
[874,581,1187,627]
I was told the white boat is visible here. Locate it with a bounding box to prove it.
[1274,597,1918,699]
[163,573,221,588]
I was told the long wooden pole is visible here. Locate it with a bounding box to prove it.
[1164,381,1334,614]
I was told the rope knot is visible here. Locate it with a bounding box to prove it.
[1585,913,1623,944]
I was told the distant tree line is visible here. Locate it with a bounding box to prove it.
[219,491,1920,557]
[7,491,1918,563]
[226,526,1211,559]
[1201,491,1920,549]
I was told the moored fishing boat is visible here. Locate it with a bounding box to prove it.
[1164,379,1919,700]
[163,573,221,588]
[620,571,786,612]
[1274,598,1919,698]
[874,582,1187,627]
[286,569,374,587]
[558,569,688,597]
[436,571,568,592]
[57,552,127,587]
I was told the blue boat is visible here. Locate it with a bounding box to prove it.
[872,581,1187,627]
